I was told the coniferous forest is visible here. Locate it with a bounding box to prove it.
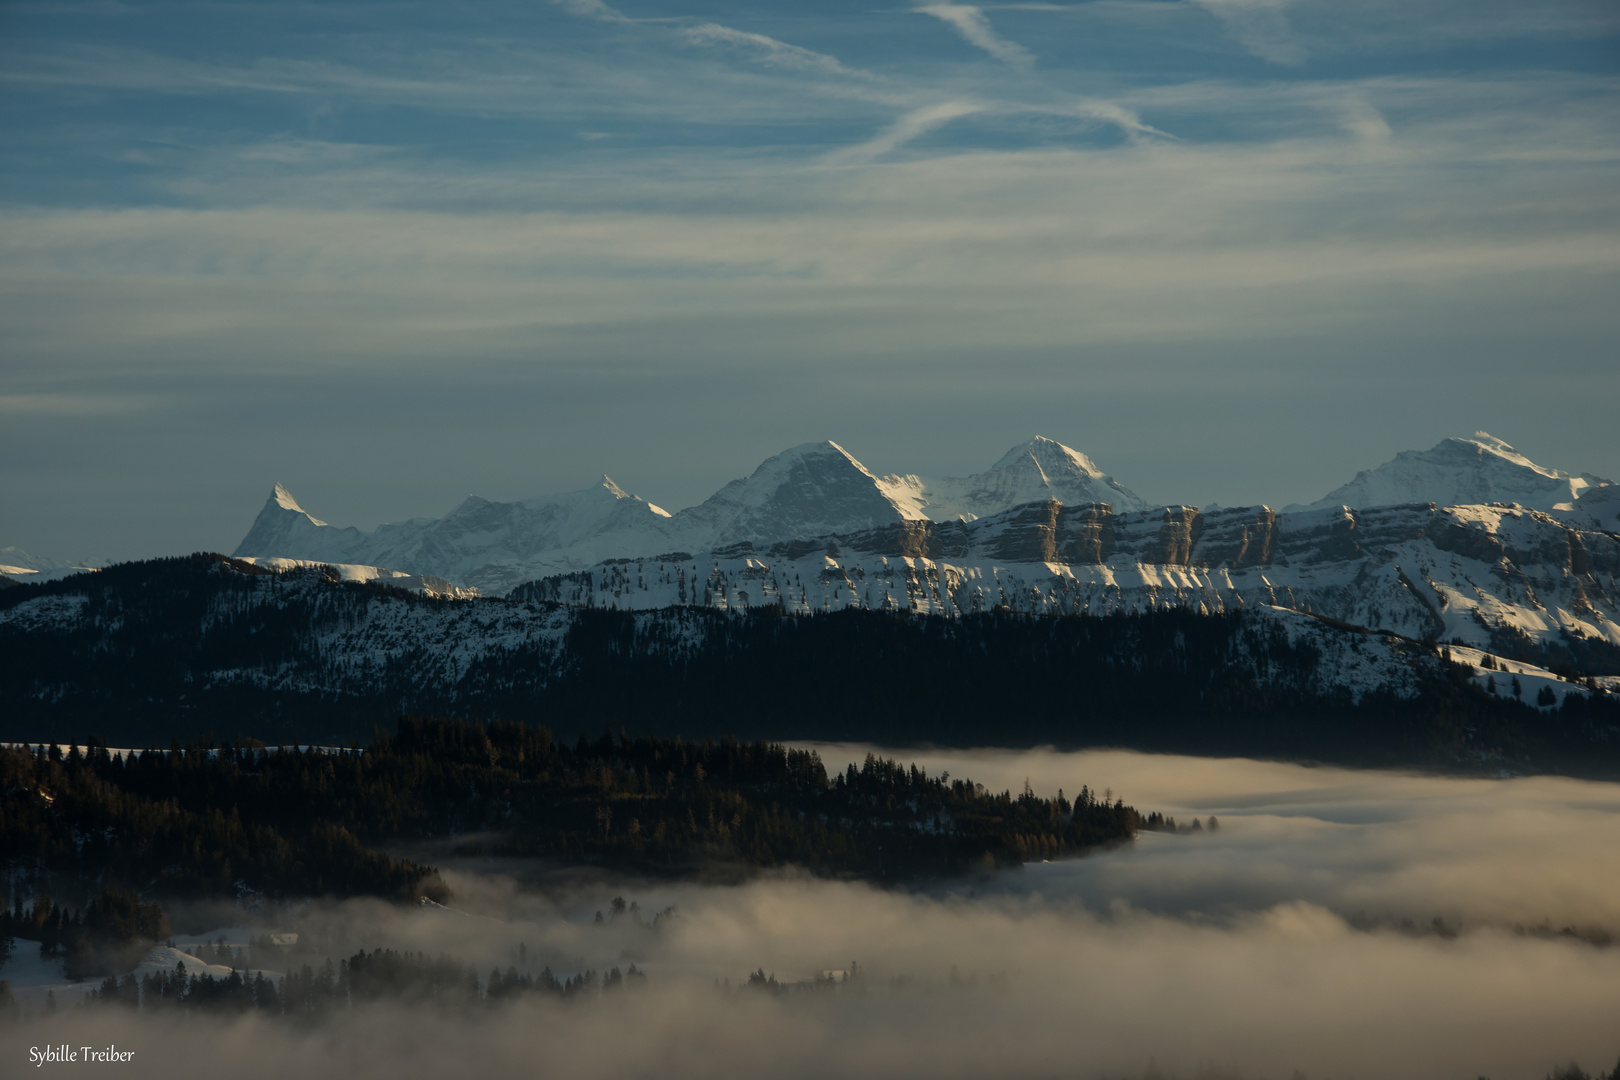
[0,718,1141,914]
[2,555,1616,774]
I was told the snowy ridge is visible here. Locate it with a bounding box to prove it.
[233,557,480,599]
[188,569,575,699]
[514,500,1620,667]
[0,560,1435,707]
[0,545,105,583]
[881,436,1148,520]
[2,556,1609,716]
[231,432,1611,599]
[1561,482,1620,534]
[1295,433,1611,513]
[675,440,930,543]
[231,438,1144,594]
[0,563,575,702]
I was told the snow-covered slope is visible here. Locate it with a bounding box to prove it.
[231,438,1145,594]
[5,555,1613,765]
[235,477,677,595]
[228,432,1615,633]
[1295,433,1611,513]
[0,545,105,583]
[0,555,1519,712]
[517,499,1620,669]
[0,943,255,1009]
[665,440,928,546]
[1,560,580,704]
[233,557,480,599]
[882,436,1147,520]
[230,484,375,565]
[1562,483,1620,534]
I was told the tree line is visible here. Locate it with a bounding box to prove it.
[57,948,646,1023]
[1,719,1144,918]
[0,887,169,980]
[3,554,1615,775]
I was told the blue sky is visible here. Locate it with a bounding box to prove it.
[2,0,1617,559]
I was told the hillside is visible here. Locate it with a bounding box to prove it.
[1,555,1615,772]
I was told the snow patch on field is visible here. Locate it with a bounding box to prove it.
[0,945,259,1008]
[1445,646,1592,710]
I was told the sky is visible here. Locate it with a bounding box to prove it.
[1,0,1617,561]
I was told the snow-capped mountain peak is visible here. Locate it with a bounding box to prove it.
[235,485,366,565]
[221,431,1612,604]
[271,482,316,518]
[594,475,633,502]
[670,440,930,548]
[1465,432,1540,470]
[884,436,1148,521]
[990,435,1105,478]
[736,441,880,498]
[1295,432,1611,513]
[231,438,1155,593]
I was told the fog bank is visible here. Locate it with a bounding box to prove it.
[6,749,1618,1079]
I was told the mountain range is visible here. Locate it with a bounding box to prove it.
[218,434,1620,667]
[0,546,107,585]
[7,432,1620,680]
[232,437,1147,594]
[232,433,1617,593]
[3,554,1613,766]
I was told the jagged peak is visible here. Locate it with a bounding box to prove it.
[990,436,1105,478]
[597,476,672,517]
[741,440,878,485]
[510,476,670,516]
[266,484,327,526]
[776,439,864,465]
[271,483,304,513]
[1436,432,1547,474]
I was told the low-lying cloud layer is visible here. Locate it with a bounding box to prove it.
[815,746,1620,928]
[6,750,1618,1078]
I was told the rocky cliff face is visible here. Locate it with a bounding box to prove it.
[515,500,1620,670]
[227,433,1620,671]
[231,437,1145,593]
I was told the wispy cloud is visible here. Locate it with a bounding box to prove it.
[548,0,633,24]
[915,3,1035,66]
[680,24,866,78]
[1061,98,1176,141]
[1188,0,1307,65]
[4,0,1618,556]
[547,0,873,83]
[6,79,1615,376]
[1340,97,1393,145]
[829,101,986,160]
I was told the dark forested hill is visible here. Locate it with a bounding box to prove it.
[1,719,1142,913]
[2,555,1616,773]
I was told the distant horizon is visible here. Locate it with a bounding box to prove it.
[4,426,1613,567]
